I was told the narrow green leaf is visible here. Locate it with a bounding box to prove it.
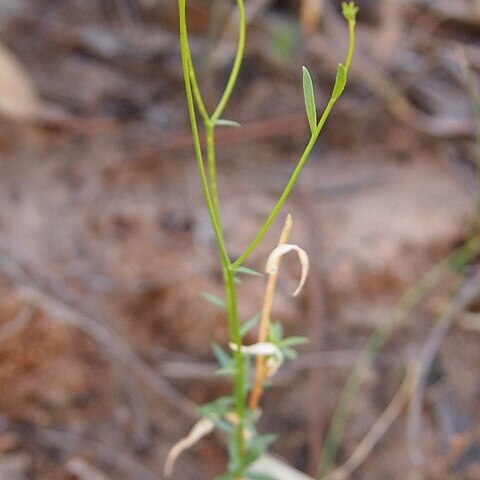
[215,366,235,376]
[243,434,277,466]
[240,312,261,338]
[268,322,283,343]
[197,396,234,416]
[201,292,225,309]
[280,336,309,348]
[282,347,299,360]
[302,66,317,133]
[212,343,231,367]
[215,119,241,128]
[210,416,236,434]
[235,266,263,277]
[332,63,347,101]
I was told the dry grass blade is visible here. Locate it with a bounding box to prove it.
[323,366,420,480]
[164,418,215,478]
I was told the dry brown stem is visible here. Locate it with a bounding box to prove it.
[248,214,293,411]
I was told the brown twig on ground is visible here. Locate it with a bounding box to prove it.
[120,373,152,452]
[248,214,293,411]
[407,270,480,470]
[323,365,420,480]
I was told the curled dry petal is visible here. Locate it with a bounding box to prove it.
[230,342,284,378]
[164,418,215,478]
[265,243,309,296]
[230,341,280,357]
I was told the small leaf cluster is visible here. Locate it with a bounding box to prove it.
[197,295,307,479]
[267,322,308,360]
[198,393,275,479]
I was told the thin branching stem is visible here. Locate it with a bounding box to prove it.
[188,57,210,124]
[211,0,246,123]
[178,1,357,477]
[205,124,222,224]
[231,98,335,269]
[179,0,247,467]
[231,14,356,270]
[345,17,355,72]
[178,0,230,266]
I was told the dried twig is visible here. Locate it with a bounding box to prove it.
[407,270,480,469]
[248,214,293,411]
[324,366,420,480]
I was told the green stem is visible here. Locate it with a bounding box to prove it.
[179,1,246,469]
[211,0,246,123]
[231,16,356,270]
[223,263,246,465]
[206,122,222,223]
[179,0,230,267]
[345,19,355,72]
[207,121,246,466]
[232,98,336,269]
[189,56,210,124]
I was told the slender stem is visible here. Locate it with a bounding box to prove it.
[206,123,222,223]
[231,16,356,270]
[345,19,355,72]
[232,98,336,269]
[207,118,246,465]
[223,263,246,462]
[179,1,358,477]
[210,0,246,123]
[189,56,210,124]
[179,0,230,266]
[179,1,246,468]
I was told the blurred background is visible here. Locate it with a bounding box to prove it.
[0,0,479,479]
